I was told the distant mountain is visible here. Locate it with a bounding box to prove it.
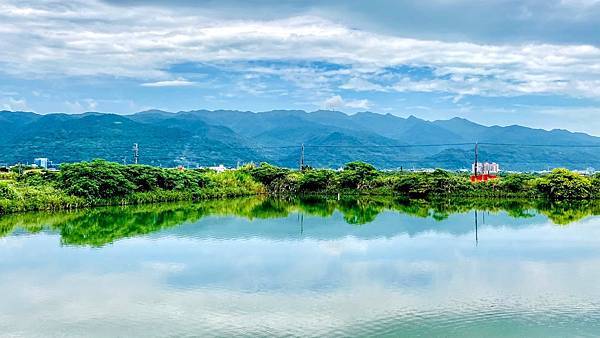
[2,109,600,170]
[0,111,263,167]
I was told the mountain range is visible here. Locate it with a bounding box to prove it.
[2,109,600,171]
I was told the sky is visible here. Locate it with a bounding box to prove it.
[1,0,600,134]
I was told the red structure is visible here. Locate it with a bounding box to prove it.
[470,143,500,183]
[471,161,499,182]
[470,174,497,182]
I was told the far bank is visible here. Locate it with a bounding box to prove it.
[1,160,600,215]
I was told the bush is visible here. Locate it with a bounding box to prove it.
[269,173,301,195]
[0,181,18,200]
[393,173,431,197]
[338,162,378,189]
[298,169,335,192]
[155,168,208,192]
[392,170,470,197]
[427,169,470,195]
[17,170,58,186]
[535,168,592,200]
[591,173,600,196]
[59,160,135,200]
[497,173,536,194]
[122,165,162,192]
[249,163,290,186]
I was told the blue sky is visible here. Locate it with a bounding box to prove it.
[2,0,600,134]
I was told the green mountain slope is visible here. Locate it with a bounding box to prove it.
[1,112,263,167]
[2,109,600,170]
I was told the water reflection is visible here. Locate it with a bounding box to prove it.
[1,196,600,246]
[2,197,600,336]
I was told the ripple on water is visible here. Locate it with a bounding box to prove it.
[304,296,600,338]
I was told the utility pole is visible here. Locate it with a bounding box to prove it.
[299,143,305,170]
[474,210,479,246]
[133,143,139,165]
[474,142,479,177]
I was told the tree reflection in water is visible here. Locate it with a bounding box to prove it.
[2,196,600,246]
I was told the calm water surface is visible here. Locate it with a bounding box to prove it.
[2,197,600,337]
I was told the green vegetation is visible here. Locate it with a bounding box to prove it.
[1,159,599,216]
[0,160,264,214]
[2,196,599,247]
[247,162,598,201]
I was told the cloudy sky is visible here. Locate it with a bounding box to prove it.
[2,0,600,134]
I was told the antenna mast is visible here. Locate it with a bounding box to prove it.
[474,142,478,177]
[299,143,305,170]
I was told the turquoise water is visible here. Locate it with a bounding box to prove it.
[2,197,600,337]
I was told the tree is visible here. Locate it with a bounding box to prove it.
[498,173,536,194]
[249,163,290,186]
[298,169,335,192]
[0,181,18,200]
[338,162,378,189]
[591,173,600,196]
[393,173,430,197]
[428,169,469,195]
[535,168,592,200]
[59,160,135,200]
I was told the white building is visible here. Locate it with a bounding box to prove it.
[472,162,499,175]
[34,158,49,169]
[209,164,227,173]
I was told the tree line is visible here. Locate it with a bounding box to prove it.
[249,161,600,200]
[1,159,600,215]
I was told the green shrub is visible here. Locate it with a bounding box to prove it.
[338,162,378,189]
[298,169,335,192]
[17,170,58,186]
[535,168,592,200]
[249,163,290,186]
[59,160,135,200]
[0,181,18,200]
[498,173,536,194]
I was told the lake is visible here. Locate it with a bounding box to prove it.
[2,196,600,337]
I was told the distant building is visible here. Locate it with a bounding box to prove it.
[34,158,49,169]
[472,162,499,175]
[471,162,499,182]
[209,164,227,173]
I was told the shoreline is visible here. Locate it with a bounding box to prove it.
[0,189,594,217]
[2,160,599,217]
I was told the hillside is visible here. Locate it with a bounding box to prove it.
[2,109,600,170]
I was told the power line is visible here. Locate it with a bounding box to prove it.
[303,143,475,148]
[478,142,600,148]
[5,140,600,169]
[6,142,600,151]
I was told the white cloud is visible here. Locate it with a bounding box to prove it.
[1,97,28,111]
[340,77,386,92]
[64,100,84,113]
[1,0,600,100]
[141,79,196,87]
[323,95,344,109]
[345,99,371,109]
[64,99,99,113]
[322,95,370,110]
[85,99,98,110]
